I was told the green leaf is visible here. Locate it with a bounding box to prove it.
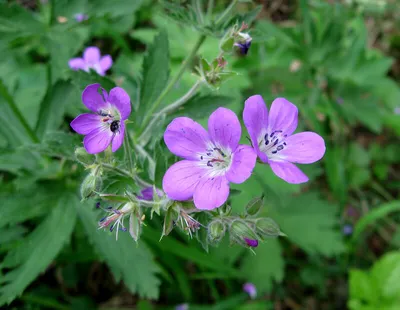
[169,95,234,120]
[76,204,161,299]
[0,80,38,146]
[0,185,59,229]
[0,193,77,306]
[90,0,143,17]
[241,240,284,293]
[21,131,82,160]
[349,269,378,304]
[35,81,75,138]
[371,252,400,299]
[138,30,170,126]
[273,192,345,256]
[352,201,400,242]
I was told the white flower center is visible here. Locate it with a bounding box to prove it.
[258,129,288,160]
[198,143,232,177]
[98,106,121,134]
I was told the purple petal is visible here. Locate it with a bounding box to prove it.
[269,161,308,184]
[111,121,125,152]
[108,87,131,120]
[268,98,298,136]
[68,58,85,70]
[74,13,88,22]
[70,113,101,135]
[99,55,113,72]
[226,145,257,184]
[83,46,101,64]
[83,126,113,154]
[243,283,257,299]
[193,176,230,210]
[164,117,209,160]
[244,238,258,248]
[138,187,163,201]
[208,107,241,151]
[243,95,269,162]
[162,160,206,201]
[279,132,326,164]
[81,83,108,113]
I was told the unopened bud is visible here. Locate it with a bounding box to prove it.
[129,210,142,242]
[245,195,264,216]
[255,218,282,238]
[162,204,180,237]
[230,220,258,247]
[80,173,98,200]
[208,220,225,243]
[75,147,95,166]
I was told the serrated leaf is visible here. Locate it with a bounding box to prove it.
[35,81,75,138]
[0,193,77,306]
[272,192,345,256]
[241,240,284,293]
[76,204,161,299]
[21,131,82,160]
[138,30,170,126]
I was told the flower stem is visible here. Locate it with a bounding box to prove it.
[207,0,215,20]
[139,34,206,134]
[102,163,132,178]
[124,125,134,174]
[139,80,203,145]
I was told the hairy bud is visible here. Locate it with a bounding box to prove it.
[229,219,259,247]
[208,220,226,243]
[80,173,98,200]
[75,147,95,166]
[162,204,180,237]
[245,195,264,216]
[255,218,283,238]
[129,209,142,242]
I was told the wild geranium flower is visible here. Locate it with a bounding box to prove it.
[70,83,131,154]
[68,46,112,76]
[243,95,326,184]
[163,108,257,210]
[74,13,88,22]
[234,32,252,55]
[243,282,257,299]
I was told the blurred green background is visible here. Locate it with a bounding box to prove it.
[0,0,399,309]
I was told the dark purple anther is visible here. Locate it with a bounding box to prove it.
[96,202,101,208]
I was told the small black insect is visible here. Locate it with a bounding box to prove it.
[110,120,120,133]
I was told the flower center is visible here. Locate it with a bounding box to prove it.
[199,145,232,176]
[258,130,288,159]
[98,107,121,134]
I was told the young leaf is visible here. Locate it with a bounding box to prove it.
[0,193,77,306]
[138,30,170,126]
[76,204,161,299]
[35,81,75,138]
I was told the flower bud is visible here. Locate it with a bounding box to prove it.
[208,220,226,243]
[162,204,180,237]
[80,173,98,200]
[129,210,142,242]
[75,147,95,166]
[229,219,258,247]
[255,218,282,238]
[245,195,264,216]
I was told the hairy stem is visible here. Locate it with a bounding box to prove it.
[215,0,239,25]
[139,80,203,145]
[139,34,206,134]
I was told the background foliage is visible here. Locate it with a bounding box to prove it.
[0,0,399,309]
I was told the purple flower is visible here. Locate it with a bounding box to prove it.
[244,238,258,248]
[137,187,163,201]
[234,32,252,55]
[394,107,400,115]
[243,95,326,184]
[343,224,353,236]
[74,13,88,22]
[243,282,257,299]
[70,83,131,154]
[175,304,189,310]
[162,108,257,210]
[68,46,112,76]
